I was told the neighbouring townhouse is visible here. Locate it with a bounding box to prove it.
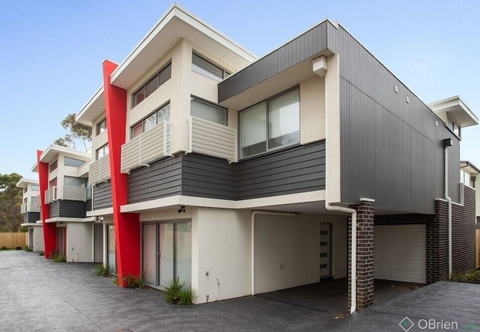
[32,145,103,263]
[31,4,477,311]
[17,178,43,252]
[460,160,480,267]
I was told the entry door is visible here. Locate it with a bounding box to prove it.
[29,228,33,248]
[320,223,332,278]
[107,225,116,273]
[56,227,66,256]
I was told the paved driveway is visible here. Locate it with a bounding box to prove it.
[1,251,480,332]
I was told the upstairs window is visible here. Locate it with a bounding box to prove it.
[132,63,171,107]
[64,157,85,167]
[192,53,230,81]
[447,117,461,138]
[131,103,170,138]
[240,88,300,159]
[31,185,39,191]
[23,187,28,193]
[49,160,57,172]
[191,98,227,125]
[64,176,87,188]
[31,196,38,204]
[49,178,57,188]
[96,118,107,136]
[96,144,109,160]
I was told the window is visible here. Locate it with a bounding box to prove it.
[96,118,107,136]
[49,160,58,172]
[240,88,300,158]
[49,178,57,188]
[191,98,227,125]
[96,144,109,160]
[31,185,39,191]
[64,176,86,188]
[131,103,170,138]
[64,157,85,167]
[23,187,28,194]
[192,53,230,81]
[132,63,171,107]
[447,118,461,137]
[31,196,38,205]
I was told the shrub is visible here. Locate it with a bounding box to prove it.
[164,277,196,305]
[24,246,33,252]
[0,246,8,250]
[52,255,67,262]
[450,270,480,284]
[94,264,111,276]
[121,272,145,289]
[38,251,44,256]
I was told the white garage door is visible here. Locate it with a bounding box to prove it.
[374,224,426,284]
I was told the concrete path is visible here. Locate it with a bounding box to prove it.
[1,251,480,331]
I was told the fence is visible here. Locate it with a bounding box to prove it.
[0,233,27,249]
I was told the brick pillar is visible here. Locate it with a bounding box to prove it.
[426,200,449,283]
[348,199,375,310]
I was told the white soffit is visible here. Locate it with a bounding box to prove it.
[16,178,38,188]
[460,161,480,175]
[429,96,478,128]
[110,5,256,89]
[38,145,91,164]
[75,86,105,126]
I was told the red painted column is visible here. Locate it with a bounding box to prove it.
[37,150,56,258]
[103,60,141,285]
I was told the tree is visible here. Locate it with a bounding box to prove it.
[54,113,92,151]
[0,173,23,232]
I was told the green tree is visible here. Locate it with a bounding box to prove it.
[0,173,23,232]
[54,113,92,151]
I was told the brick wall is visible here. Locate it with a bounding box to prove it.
[374,214,433,225]
[427,201,449,283]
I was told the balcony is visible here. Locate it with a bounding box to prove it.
[121,121,171,173]
[44,186,87,203]
[188,116,237,163]
[89,156,111,185]
[20,202,40,214]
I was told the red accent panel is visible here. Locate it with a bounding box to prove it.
[103,60,141,284]
[37,150,56,259]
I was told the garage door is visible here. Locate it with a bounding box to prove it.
[374,224,426,284]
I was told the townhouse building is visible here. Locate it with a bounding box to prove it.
[33,145,103,262]
[27,4,477,311]
[17,178,43,251]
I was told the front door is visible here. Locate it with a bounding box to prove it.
[56,227,66,256]
[320,223,332,278]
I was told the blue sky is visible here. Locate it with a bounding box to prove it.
[0,0,479,179]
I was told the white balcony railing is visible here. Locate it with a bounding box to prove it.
[89,156,111,185]
[121,121,171,173]
[45,187,57,203]
[20,203,40,214]
[188,116,237,163]
[44,186,86,203]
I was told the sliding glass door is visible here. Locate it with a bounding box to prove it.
[107,225,116,274]
[142,221,191,288]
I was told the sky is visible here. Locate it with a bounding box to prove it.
[0,0,479,180]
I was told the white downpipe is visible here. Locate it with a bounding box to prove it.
[444,147,453,278]
[325,202,357,314]
[250,210,297,296]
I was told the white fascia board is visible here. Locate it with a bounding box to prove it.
[120,190,325,213]
[45,217,95,223]
[75,86,105,126]
[21,223,42,227]
[86,207,113,217]
[16,178,39,188]
[39,145,91,164]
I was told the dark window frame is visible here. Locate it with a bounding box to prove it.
[192,52,230,81]
[130,102,170,139]
[96,118,107,136]
[132,62,172,108]
[190,96,228,126]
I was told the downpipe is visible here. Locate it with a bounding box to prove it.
[325,201,357,314]
[444,145,452,278]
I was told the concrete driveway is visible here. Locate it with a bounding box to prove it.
[1,251,480,332]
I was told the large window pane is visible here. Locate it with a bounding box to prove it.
[192,53,223,81]
[144,113,157,132]
[134,88,145,106]
[145,76,158,98]
[175,222,192,287]
[107,225,116,274]
[159,64,171,86]
[159,223,174,287]
[240,103,267,158]
[143,224,157,286]
[64,157,85,167]
[268,89,300,148]
[191,99,226,125]
[156,104,170,123]
[64,176,86,187]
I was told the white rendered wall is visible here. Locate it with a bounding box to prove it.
[33,227,44,252]
[194,208,251,304]
[300,75,326,144]
[66,223,93,262]
[331,216,348,279]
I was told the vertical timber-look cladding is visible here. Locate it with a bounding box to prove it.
[334,24,460,214]
[92,182,113,210]
[218,21,328,102]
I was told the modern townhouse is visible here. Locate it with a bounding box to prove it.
[33,145,103,263]
[17,178,43,251]
[63,4,477,311]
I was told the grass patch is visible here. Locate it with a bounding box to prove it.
[450,269,480,284]
[164,277,196,305]
[94,264,111,277]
